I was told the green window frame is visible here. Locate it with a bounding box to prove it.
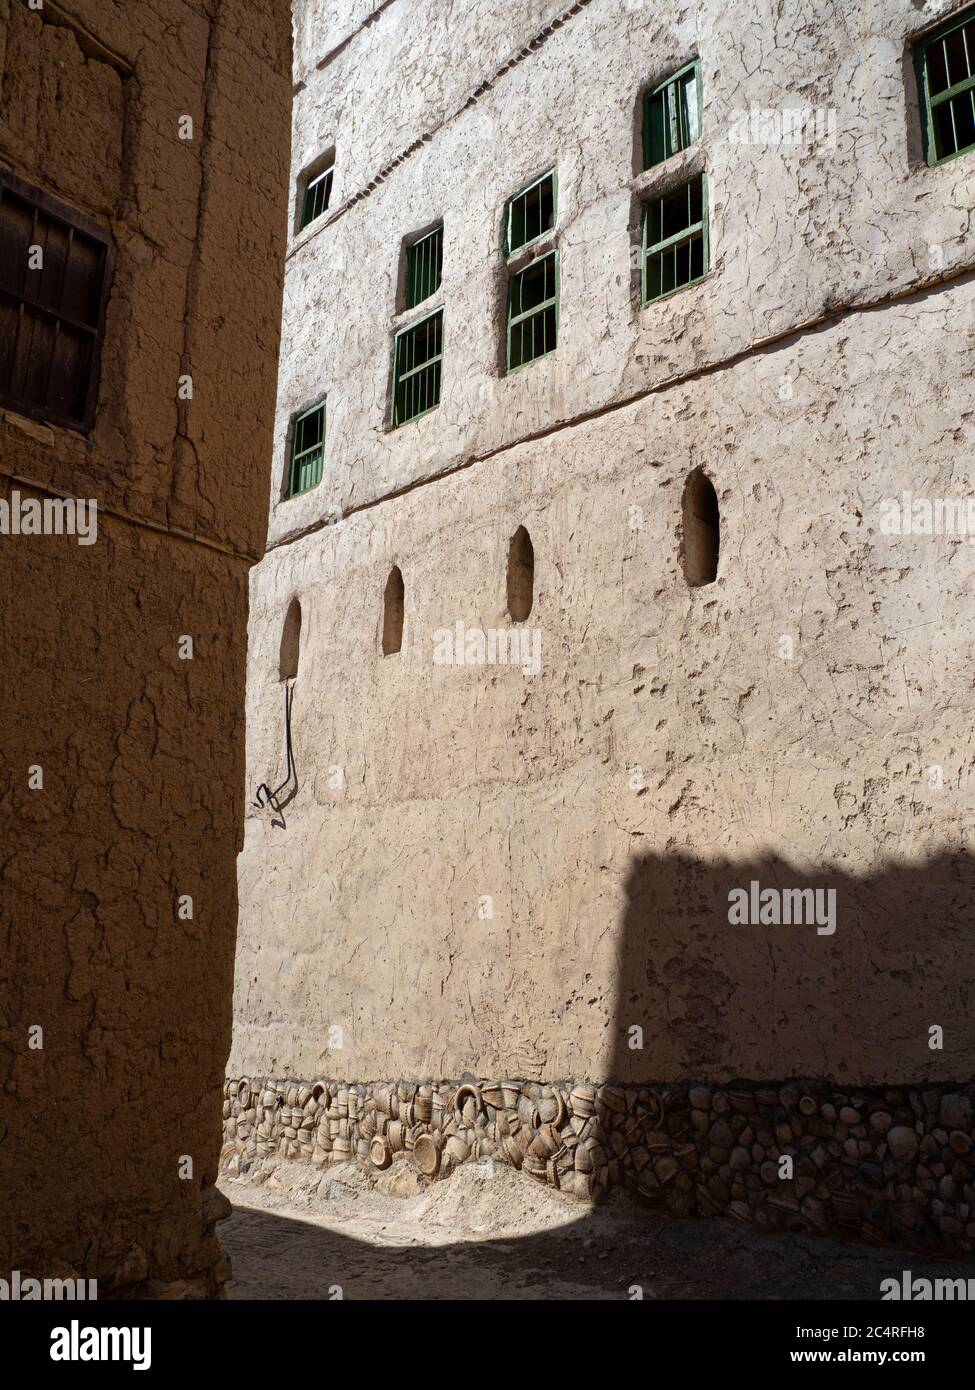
[405,224,443,309]
[505,170,557,255]
[641,173,709,305]
[642,59,702,169]
[506,250,559,372]
[916,7,975,165]
[392,309,443,426]
[299,164,334,230]
[286,401,325,497]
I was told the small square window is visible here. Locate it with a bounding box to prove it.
[505,171,556,255]
[642,60,702,169]
[286,401,325,497]
[507,251,559,371]
[641,174,708,304]
[917,7,975,165]
[299,164,334,231]
[405,225,443,309]
[0,170,113,431]
[392,310,443,426]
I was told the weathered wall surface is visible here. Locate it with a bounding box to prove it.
[0,0,291,1293]
[231,0,975,1254]
[291,0,589,194]
[233,276,975,1086]
[271,0,975,545]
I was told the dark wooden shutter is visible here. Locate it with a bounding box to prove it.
[0,170,114,432]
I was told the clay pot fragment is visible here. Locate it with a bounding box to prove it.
[523,1154,546,1180]
[446,1136,470,1165]
[575,1141,594,1173]
[645,1131,673,1152]
[598,1085,627,1114]
[569,1085,596,1118]
[454,1083,484,1126]
[370,1136,392,1169]
[545,1155,566,1188]
[501,1134,525,1169]
[528,1124,560,1161]
[533,1088,566,1129]
[414,1133,443,1177]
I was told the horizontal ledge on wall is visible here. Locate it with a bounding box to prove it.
[266,258,975,555]
[288,0,595,261]
[0,463,261,565]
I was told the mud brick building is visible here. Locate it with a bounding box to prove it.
[0,0,291,1294]
[225,0,975,1254]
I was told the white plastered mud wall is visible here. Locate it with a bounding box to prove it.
[231,0,975,1088]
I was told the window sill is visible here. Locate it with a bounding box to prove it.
[505,344,558,376]
[640,267,712,310]
[390,294,445,333]
[279,480,323,504]
[630,145,704,198]
[504,234,558,275]
[389,401,442,431]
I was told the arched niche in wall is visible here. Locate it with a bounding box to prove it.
[279,597,301,680]
[382,566,404,655]
[506,525,534,621]
[681,468,720,587]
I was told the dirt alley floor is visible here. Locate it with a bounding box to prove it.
[218,1158,971,1300]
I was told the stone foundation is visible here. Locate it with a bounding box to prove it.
[221,1076,975,1255]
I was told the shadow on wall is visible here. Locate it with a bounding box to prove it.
[607,849,975,1085]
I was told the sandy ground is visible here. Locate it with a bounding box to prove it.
[218,1158,968,1301]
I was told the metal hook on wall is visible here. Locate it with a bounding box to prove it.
[254,678,298,816]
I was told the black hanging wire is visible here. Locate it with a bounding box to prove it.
[254,678,297,814]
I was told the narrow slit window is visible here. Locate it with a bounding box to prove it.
[682,468,719,586]
[917,7,975,164]
[382,566,404,655]
[506,170,556,254]
[507,525,535,621]
[507,251,558,371]
[642,60,702,168]
[0,169,113,431]
[300,163,334,230]
[405,225,443,309]
[286,401,325,497]
[641,174,708,304]
[279,598,301,680]
[392,309,443,426]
